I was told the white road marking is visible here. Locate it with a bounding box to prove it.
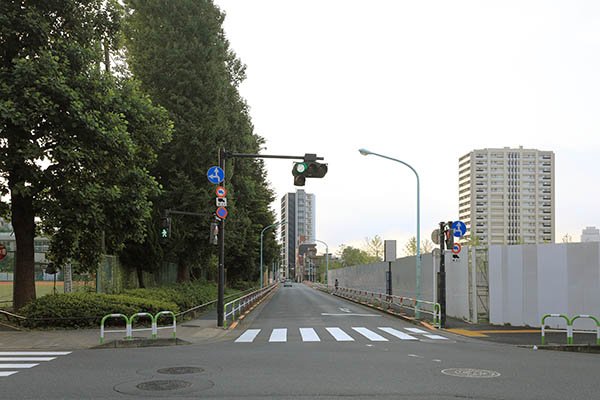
[0,364,39,369]
[0,372,18,377]
[378,327,418,340]
[0,352,71,356]
[433,359,442,362]
[269,329,287,342]
[352,327,388,341]
[326,327,355,341]
[339,308,351,313]
[299,328,320,342]
[235,329,261,343]
[408,354,423,358]
[321,313,380,317]
[0,357,55,362]
[405,328,427,334]
[423,334,448,340]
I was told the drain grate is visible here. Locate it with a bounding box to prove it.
[441,368,501,378]
[157,367,204,375]
[136,380,192,391]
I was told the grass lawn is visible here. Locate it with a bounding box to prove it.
[0,282,94,308]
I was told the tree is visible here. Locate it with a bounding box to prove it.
[123,0,276,283]
[562,233,572,243]
[337,246,371,267]
[420,239,434,254]
[403,237,418,256]
[363,235,384,262]
[1,1,172,308]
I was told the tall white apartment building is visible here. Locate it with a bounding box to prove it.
[458,146,555,245]
[280,189,316,279]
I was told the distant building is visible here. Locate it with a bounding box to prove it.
[581,226,600,242]
[458,146,555,245]
[280,189,316,280]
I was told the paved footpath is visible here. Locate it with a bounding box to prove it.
[0,310,228,350]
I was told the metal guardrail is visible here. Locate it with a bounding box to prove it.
[100,311,177,343]
[223,282,278,328]
[541,313,600,345]
[313,283,441,328]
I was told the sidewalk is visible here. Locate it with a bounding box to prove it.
[0,310,229,350]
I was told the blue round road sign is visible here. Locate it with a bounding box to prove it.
[216,206,228,219]
[207,166,224,184]
[452,221,467,238]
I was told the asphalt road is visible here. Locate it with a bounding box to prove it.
[1,283,599,399]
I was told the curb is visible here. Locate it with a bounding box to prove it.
[519,344,600,354]
[92,337,191,349]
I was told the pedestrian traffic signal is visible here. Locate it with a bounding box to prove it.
[210,222,219,245]
[292,161,328,186]
[160,217,171,239]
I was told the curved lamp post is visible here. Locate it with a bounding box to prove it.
[358,148,421,318]
[261,221,287,289]
[314,239,329,285]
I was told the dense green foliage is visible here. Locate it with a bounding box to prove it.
[20,292,177,329]
[0,0,172,308]
[122,0,278,283]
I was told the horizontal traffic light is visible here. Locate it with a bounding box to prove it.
[292,161,328,186]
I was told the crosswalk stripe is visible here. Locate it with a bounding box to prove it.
[423,334,448,340]
[0,372,18,377]
[0,357,56,362]
[0,364,39,369]
[0,352,71,356]
[352,327,389,341]
[405,328,427,334]
[269,329,287,342]
[378,327,418,340]
[235,329,261,343]
[299,328,320,342]
[326,327,354,341]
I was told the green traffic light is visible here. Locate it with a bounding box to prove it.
[161,229,168,238]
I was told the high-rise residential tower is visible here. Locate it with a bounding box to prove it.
[458,146,555,245]
[280,189,316,280]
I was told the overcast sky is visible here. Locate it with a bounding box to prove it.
[214,0,600,254]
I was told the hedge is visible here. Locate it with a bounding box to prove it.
[20,292,177,329]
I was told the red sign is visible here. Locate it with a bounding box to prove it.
[452,243,462,254]
[216,207,228,219]
[0,243,7,260]
[216,186,227,198]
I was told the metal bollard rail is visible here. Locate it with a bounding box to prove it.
[541,314,571,345]
[569,314,600,345]
[100,311,176,343]
[224,282,278,328]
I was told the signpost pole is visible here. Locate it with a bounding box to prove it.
[439,222,446,328]
[217,148,226,327]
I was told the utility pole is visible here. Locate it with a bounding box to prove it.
[217,148,226,327]
[439,222,446,328]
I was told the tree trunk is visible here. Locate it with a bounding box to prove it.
[11,192,36,310]
[136,265,145,288]
[176,262,189,283]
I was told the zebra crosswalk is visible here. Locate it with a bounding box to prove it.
[234,327,448,344]
[0,351,71,378]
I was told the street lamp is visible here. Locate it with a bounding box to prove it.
[314,239,329,286]
[358,148,422,318]
[261,221,287,289]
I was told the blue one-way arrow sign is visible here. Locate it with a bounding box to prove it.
[452,221,467,238]
[207,166,224,184]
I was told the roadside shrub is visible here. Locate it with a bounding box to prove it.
[20,292,177,329]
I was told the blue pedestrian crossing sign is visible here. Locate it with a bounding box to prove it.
[207,166,224,184]
[452,221,467,238]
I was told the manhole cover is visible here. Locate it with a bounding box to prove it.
[442,368,501,378]
[157,367,204,375]
[136,380,192,391]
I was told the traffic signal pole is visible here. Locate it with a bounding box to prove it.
[438,222,446,328]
